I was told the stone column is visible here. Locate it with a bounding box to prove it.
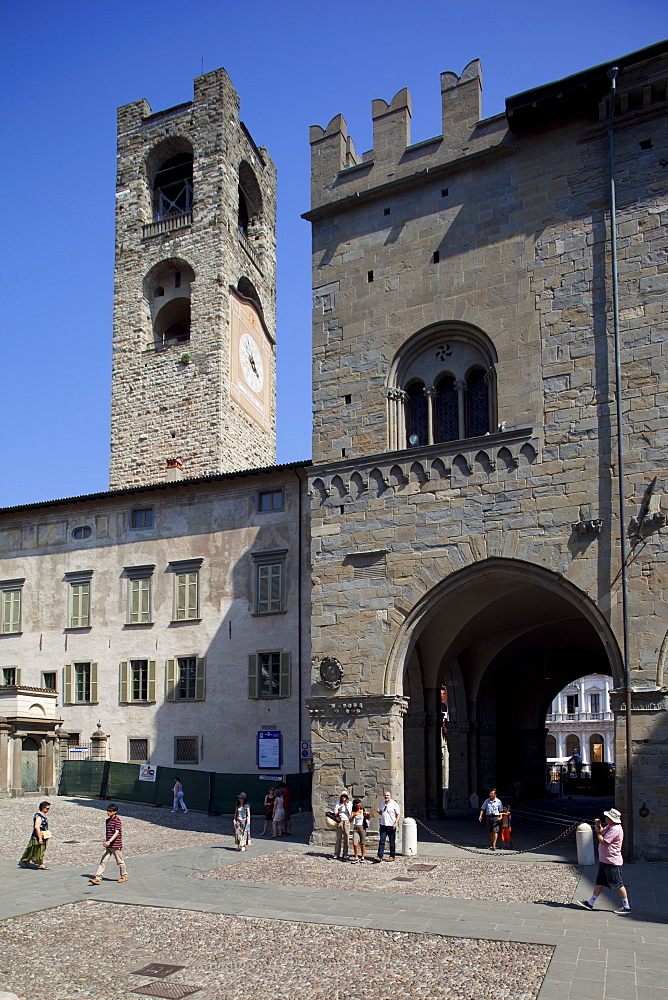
[45,738,57,795]
[423,387,437,445]
[444,721,470,806]
[57,730,71,770]
[455,379,467,439]
[37,739,46,791]
[0,721,11,796]
[12,735,23,796]
[308,694,408,847]
[90,723,109,761]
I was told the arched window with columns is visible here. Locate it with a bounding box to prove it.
[386,323,497,451]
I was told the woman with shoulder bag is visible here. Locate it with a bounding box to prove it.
[19,801,52,870]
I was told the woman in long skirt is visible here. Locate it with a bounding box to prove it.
[233,793,251,851]
[19,801,51,869]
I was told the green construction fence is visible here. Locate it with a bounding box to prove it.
[59,759,311,815]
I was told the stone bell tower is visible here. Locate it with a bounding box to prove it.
[110,67,277,490]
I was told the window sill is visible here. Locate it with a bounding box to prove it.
[0,631,22,637]
[64,627,92,634]
[250,695,290,700]
[65,701,99,706]
[123,622,155,629]
[169,618,201,626]
[252,610,287,617]
[119,700,157,706]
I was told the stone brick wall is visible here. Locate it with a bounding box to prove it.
[110,68,277,490]
[306,50,668,857]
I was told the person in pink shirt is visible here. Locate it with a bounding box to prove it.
[577,808,630,914]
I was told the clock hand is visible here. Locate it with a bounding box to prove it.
[249,355,258,374]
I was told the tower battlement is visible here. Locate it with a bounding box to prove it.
[309,60,490,207]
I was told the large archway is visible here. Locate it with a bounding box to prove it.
[390,559,622,817]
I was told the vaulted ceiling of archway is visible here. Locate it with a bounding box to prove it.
[414,578,613,725]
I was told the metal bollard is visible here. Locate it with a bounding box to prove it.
[402,817,418,856]
[576,822,595,866]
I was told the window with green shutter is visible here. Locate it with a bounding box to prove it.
[250,651,291,698]
[73,662,97,702]
[1,588,22,633]
[129,578,151,623]
[166,656,205,701]
[70,582,90,627]
[252,550,286,615]
[175,572,199,620]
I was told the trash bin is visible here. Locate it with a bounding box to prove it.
[402,817,418,856]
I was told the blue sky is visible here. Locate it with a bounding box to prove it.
[1,1,665,507]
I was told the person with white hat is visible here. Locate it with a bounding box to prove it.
[578,808,631,914]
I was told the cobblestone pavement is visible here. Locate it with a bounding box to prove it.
[0,900,552,1000]
[0,797,307,867]
[192,849,581,903]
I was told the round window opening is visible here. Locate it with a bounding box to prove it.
[72,526,92,540]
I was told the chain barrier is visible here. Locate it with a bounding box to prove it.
[414,817,580,856]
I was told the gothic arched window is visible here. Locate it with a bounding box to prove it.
[406,381,429,447]
[434,375,459,443]
[386,322,497,452]
[466,368,490,437]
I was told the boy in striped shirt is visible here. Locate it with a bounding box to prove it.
[89,804,128,884]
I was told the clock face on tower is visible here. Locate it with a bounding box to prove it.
[229,290,273,432]
[239,332,264,392]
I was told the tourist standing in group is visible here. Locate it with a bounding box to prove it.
[19,801,51,870]
[332,791,352,860]
[478,788,503,850]
[350,798,370,864]
[280,782,292,836]
[272,787,285,837]
[172,776,188,814]
[578,808,631,914]
[233,792,252,851]
[261,786,275,835]
[89,803,128,884]
[374,790,401,862]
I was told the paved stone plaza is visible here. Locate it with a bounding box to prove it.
[0,799,666,999]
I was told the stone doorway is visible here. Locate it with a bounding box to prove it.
[21,737,40,792]
[398,559,620,818]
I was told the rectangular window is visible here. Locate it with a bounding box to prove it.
[119,660,156,703]
[42,672,56,691]
[566,694,578,715]
[256,562,283,613]
[175,572,199,620]
[69,582,90,628]
[174,736,199,764]
[128,738,149,763]
[165,656,206,702]
[2,666,18,686]
[258,488,284,512]
[64,662,98,704]
[132,507,154,529]
[129,577,151,624]
[248,651,291,699]
[590,693,600,714]
[1,588,22,634]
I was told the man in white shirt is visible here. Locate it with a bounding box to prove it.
[478,788,504,850]
[374,790,401,862]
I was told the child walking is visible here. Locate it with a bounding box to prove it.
[501,802,513,847]
[89,803,128,884]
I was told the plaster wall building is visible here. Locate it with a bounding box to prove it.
[0,465,310,796]
[305,42,668,859]
[545,673,615,765]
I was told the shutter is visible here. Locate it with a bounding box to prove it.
[82,584,90,627]
[141,579,150,622]
[130,580,139,623]
[147,660,156,702]
[258,565,269,613]
[279,652,291,698]
[64,664,73,704]
[90,662,98,702]
[270,564,282,612]
[15,667,21,686]
[176,575,185,620]
[119,661,129,702]
[188,573,198,618]
[70,585,79,628]
[195,657,206,700]
[248,654,258,698]
[166,658,177,701]
[6,590,21,631]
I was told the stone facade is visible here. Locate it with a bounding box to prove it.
[305,45,668,858]
[0,465,310,795]
[110,68,277,490]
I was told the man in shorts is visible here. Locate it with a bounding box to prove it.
[578,808,630,913]
[478,788,503,850]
